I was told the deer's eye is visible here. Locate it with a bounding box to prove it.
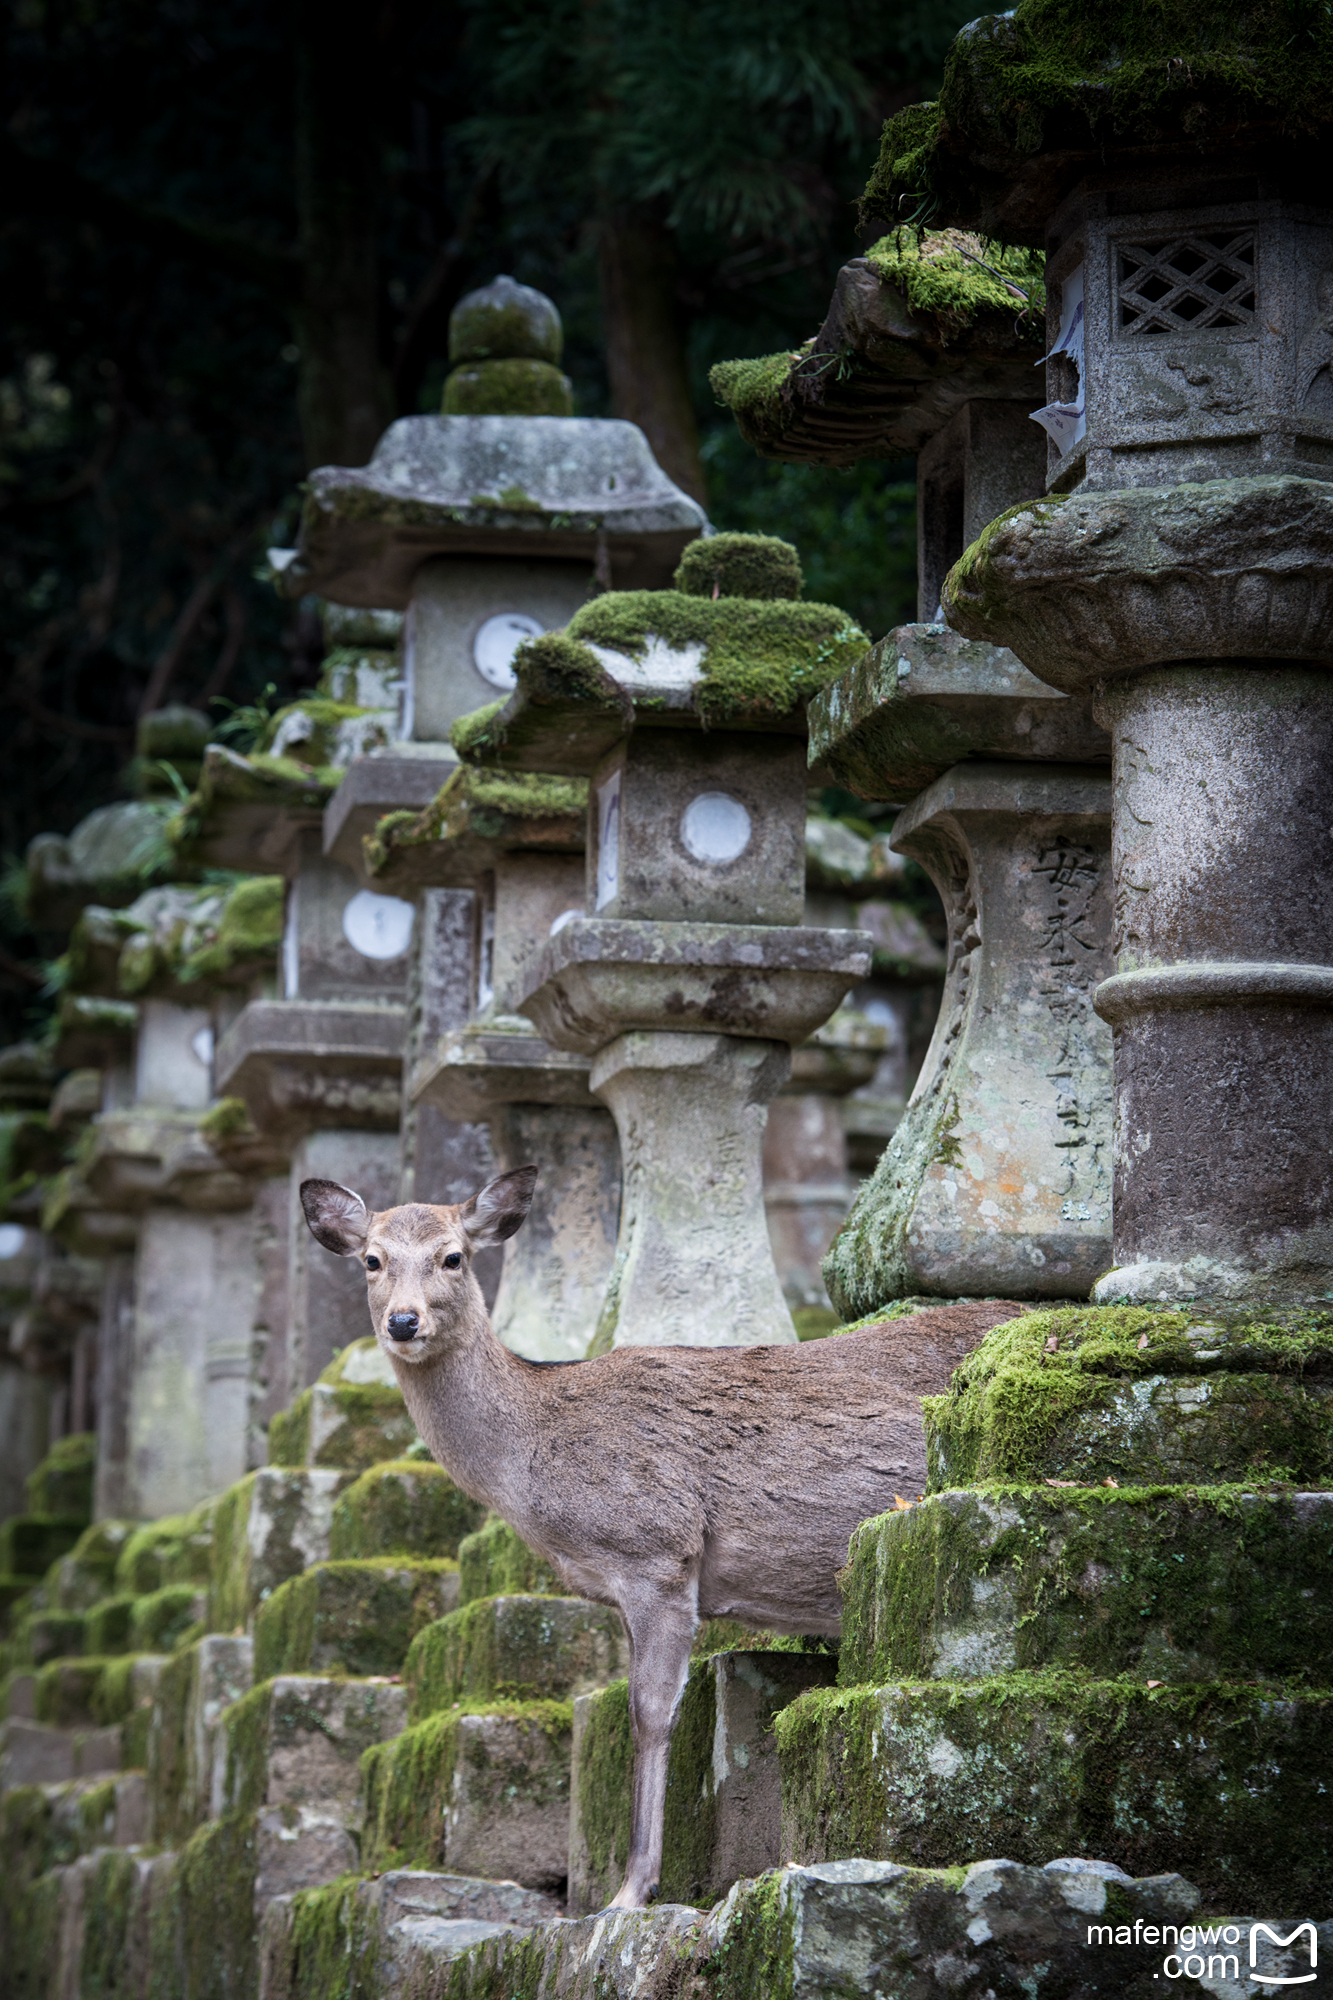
[443,1251,462,1270]
[365,1255,382,1272]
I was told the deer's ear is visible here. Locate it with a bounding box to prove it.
[300,1179,370,1256]
[458,1165,538,1248]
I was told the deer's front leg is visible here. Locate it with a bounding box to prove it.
[609,1584,698,1909]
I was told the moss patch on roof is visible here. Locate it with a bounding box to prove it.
[674,532,803,602]
[364,767,587,878]
[862,0,1333,239]
[566,591,867,729]
[864,229,1044,332]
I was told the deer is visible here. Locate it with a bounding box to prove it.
[300,1166,1026,1910]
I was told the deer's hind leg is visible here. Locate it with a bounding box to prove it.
[608,1580,698,1909]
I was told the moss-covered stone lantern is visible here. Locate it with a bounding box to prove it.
[879,0,1333,1306]
[454,534,873,1350]
[276,280,704,1266]
[715,237,1114,1312]
[365,767,620,1362]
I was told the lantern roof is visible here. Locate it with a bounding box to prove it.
[710,232,1045,464]
[863,0,1333,247]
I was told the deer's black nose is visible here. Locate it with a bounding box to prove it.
[387,1311,419,1342]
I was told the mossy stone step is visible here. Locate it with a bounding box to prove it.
[360,1700,572,1892]
[328,1458,486,1561]
[113,1505,214,1595]
[24,1431,95,1518]
[442,1857,1219,2000]
[406,1595,628,1719]
[12,1606,88,1667]
[0,1517,87,1585]
[209,1468,356,1631]
[840,1485,1333,1686]
[926,1306,1333,1488]
[269,1382,419,1472]
[569,1647,838,1915]
[80,1582,202,1658]
[456,1515,559,1603]
[258,1869,562,2000]
[147,1634,252,1847]
[222,1673,409,1820]
[254,1559,460,1679]
[45,1521,135,1610]
[776,1672,1333,1913]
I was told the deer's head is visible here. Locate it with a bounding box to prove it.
[299,1167,537,1363]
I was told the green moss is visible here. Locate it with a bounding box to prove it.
[564,590,867,729]
[359,1699,573,1872]
[775,1669,1333,1913]
[93,1652,163,1762]
[674,532,803,602]
[449,698,508,761]
[457,1517,559,1603]
[404,1593,625,1719]
[708,350,805,428]
[24,1431,95,1518]
[198,1095,252,1144]
[839,1484,1333,1688]
[0,1796,64,2000]
[365,766,587,878]
[701,1867,799,2000]
[206,1478,255,1634]
[253,1559,458,1679]
[0,1515,85,1584]
[924,1305,1333,1487]
[573,1677,632,1904]
[941,491,1068,633]
[84,1593,137,1655]
[147,1645,196,1848]
[179,873,282,982]
[450,281,562,368]
[263,1873,381,2000]
[115,1507,213,1595]
[131,1582,202,1654]
[13,1606,87,1666]
[860,0,1333,239]
[269,1382,417,1471]
[34,1654,112,1725]
[78,1845,142,2000]
[177,1810,258,2000]
[864,228,1044,330]
[329,1458,487,1562]
[443,357,573,417]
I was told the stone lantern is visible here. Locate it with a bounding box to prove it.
[275,276,704,1246]
[189,635,420,1404]
[455,533,873,1349]
[874,4,1333,1306]
[365,767,621,1361]
[715,236,1113,1314]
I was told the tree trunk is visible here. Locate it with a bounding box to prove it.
[292,0,393,469]
[598,207,706,507]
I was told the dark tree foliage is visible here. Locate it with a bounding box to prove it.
[0,0,977,1038]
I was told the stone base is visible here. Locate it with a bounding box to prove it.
[328,1459,487,1561]
[405,1595,628,1713]
[216,998,406,1144]
[569,1648,837,1914]
[435,1857,1256,2000]
[590,1032,796,1350]
[839,1487,1333,1686]
[776,1674,1333,1912]
[253,1560,460,1678]
[486,1101,620,1362]
[222,1674,409,1819]
[360,1704,573,1891]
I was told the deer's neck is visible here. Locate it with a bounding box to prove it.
[391,1323,539,1520]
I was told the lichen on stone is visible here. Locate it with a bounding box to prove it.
[329,1459,487,1563]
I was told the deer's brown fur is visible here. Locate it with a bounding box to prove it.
[300,1167,1027,1909]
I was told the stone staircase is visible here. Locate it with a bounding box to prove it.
[2,1305,1330,1998]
